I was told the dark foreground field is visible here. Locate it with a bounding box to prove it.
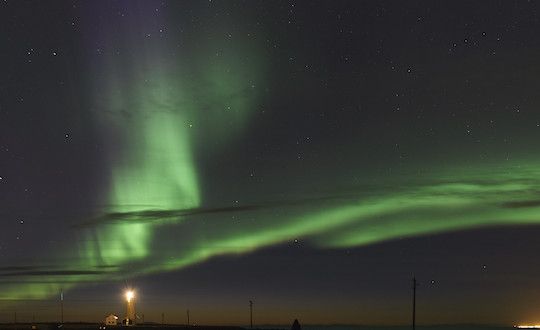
[0,324,258,330]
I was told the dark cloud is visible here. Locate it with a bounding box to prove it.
[502,200,540,208]
[74,194,354,228]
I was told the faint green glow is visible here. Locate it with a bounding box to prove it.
[0,283,67,302]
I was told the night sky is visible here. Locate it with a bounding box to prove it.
[3,0,540,326]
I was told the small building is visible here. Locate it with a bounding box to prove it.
[105,314,119,326]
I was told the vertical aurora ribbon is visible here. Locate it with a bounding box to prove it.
[84,9,263,268]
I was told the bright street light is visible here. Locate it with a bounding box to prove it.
[125,290,134,302]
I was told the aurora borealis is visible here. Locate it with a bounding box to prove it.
[3,0,540,326]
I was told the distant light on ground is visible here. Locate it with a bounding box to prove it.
[515,325,540,328]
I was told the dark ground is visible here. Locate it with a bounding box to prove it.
[0,324,269,330]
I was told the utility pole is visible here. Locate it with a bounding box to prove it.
[412,276,417,330]
[161,312,165,326]
[187,309,190,326]
[249,300,253,329]
[60,290,64,324]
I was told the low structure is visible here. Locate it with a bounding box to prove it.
[291,319,301,330]
[105,314,119,326]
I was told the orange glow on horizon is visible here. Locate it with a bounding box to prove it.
[515,325,540,329]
